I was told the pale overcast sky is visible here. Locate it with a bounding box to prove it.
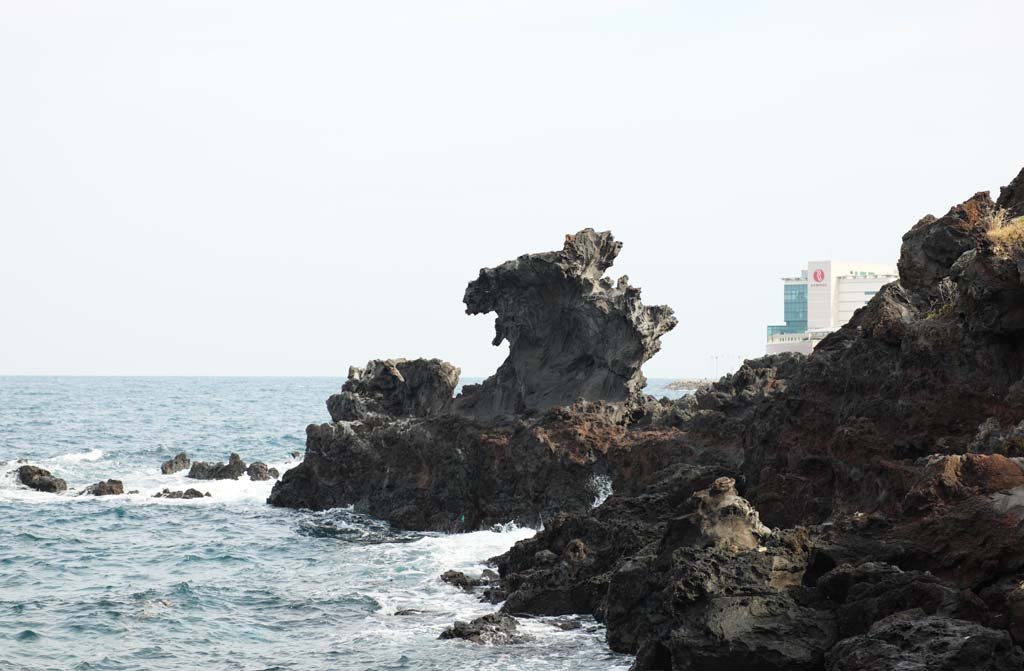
[2,1,1022,378]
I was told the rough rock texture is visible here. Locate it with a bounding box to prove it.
[188,453,246,480]
[327,359,460,422]
[827,611,1022,671]
[160,452,190,475]
[82,479,124,496]
[268,406,623,530]
[16,465,67,493]
[440,570,480,592]
[439,613,525,645]
[273,169,1024,669]
[153,488,209,499]
[477,168,1024,669]
[454,229,677,419]
[246,462,279,481]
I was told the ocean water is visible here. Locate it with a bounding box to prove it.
[0,376,680,671]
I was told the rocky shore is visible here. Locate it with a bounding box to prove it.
[270,169,1024,670]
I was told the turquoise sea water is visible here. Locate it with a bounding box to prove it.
[0,377,680,671]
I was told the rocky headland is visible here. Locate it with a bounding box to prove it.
[270,169,1024,670]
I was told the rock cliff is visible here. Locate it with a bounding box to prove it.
[271,168,1024,670]
[485,167,1024,670]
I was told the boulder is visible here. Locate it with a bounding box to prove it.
[187,453,246,480]
[440,570,480,592]
[439,613,525,645]
[81,479,124,496]
[246,462,279,481]
[16,465,67,493]
[153,488,208,499]
[160,452,190,475]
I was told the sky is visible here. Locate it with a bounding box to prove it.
[2,0,1022,379]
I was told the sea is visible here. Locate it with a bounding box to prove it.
[0,376,687,671]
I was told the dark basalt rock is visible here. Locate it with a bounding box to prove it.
[472,169,1024,669]
[327,358,460,422]
[454,229,677,419]
[81,479,124,496]
[268,407,617,530]
[277,169,1024,668]
[160,452,190,475]
[245,462,279,481]
[440,570,480,592]
[16,465,67,493]
[188,453,246,480]
[826,611,1023,671]
[153,488,208,499]
[439,613,525,645]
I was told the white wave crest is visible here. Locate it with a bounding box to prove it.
[591,474,613,507]
[55,448,104,463]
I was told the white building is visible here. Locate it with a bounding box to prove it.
[766,261,898,355]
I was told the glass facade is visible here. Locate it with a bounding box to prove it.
[767,283,808,337]
[783,283,807,328]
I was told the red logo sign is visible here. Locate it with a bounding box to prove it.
[812,269,825,283]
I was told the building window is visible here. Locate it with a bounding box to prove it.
[783,284,807,330]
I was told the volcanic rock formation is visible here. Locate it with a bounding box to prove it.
[454,229,677,419]
[188,453,247,480]
[81,479,124,496]
[246,462,279,481]
[269,229,677,528]
[161,452,190,475]
[327,358,460,422]
[16,465,67,493]
[485,167,1024,670]
[153,488,209,499]
[272,171,1024,670]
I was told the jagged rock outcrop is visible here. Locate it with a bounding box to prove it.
[327,359,460,422]
[439,613,525,645]
[188,453,246,480]
[826,612,1022,671]
[153,488,209,499]
[160,452,190,475]
[81,479,124,496]
[245,462,279,481]
[269,406,620,530]
[269,230,682,527]
[454,229,677,419]
[466,168,1024,669]
[16,465,67,493]
[274,168,1024,669]
[743,168,1024,533]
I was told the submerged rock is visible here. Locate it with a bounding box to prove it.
[153,488,208,499]
[440,570,479,592]
[16,465,67,493]
[454,229,676,419]
[188,453,246,480]
[439,613,525,645]
[81,479,124,496]
[246,462,279,481]
[160,452,190,475]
